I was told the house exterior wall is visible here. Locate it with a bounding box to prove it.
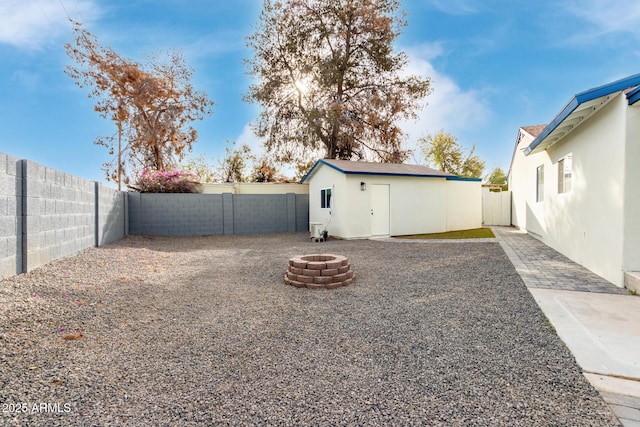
[509,130,543,232]
[510,93,629,287]
[341,174,373,238]
[446,180,482,231]
[623,103,640,274]
[387,176,448,236]
[307,164,482,239]
[308,165,348,237]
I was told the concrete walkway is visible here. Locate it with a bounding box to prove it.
[493,226,640,427]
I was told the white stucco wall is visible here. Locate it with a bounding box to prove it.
[509,130,547,234]
[446,180,482,231]
[510,93,629,287]
[307,164,482,239]
[307,165,347,237]
[623,103,640,273]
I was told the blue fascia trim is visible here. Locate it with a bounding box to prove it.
[445,176,482,182]
[627,86,640,105]
[299,159,325,183]
[526,73,640,155]
[344,171,451,179]
[301,158,479,181]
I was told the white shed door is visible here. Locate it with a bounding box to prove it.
[371,184,390,236]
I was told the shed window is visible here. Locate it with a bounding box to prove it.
[558,154,572,194]
[536,165,544,203]
[320,188,332,209]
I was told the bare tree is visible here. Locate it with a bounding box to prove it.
[65,21,214,189]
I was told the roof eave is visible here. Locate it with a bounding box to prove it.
[301,159,466,181]
[627,86,640,105]
[525,73,640,155]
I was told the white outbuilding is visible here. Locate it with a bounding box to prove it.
[509,73,640,289]
[300,159,482,239]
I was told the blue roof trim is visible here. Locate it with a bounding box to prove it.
[342,171,452,179]
[627,86,640,105]
[300,158,478,182]
[445,176,482,182]
[526,73,640,155]
[299,159,324,183]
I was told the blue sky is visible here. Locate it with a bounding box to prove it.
[1,0,639,185]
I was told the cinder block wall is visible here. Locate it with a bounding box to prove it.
[128,193,225,236]
[0,154,22,278]
[97,182,127,246]
[0,151,310,279]
[128,193,309,236]
[23,160,96,272]
[0,153,128,280]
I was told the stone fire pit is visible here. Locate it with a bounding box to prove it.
[285,254,355,289]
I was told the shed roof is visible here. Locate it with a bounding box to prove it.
[301,159,480,183]
[525,73,640,155]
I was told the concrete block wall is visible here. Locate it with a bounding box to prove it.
[0,153,128,279]
[97,183,127,246]
[128,193,309,236]
[23,160,96,272]
[233,195,288,234]
[0,150,310,278]
[128,193,224,236]
[0,154,22,279]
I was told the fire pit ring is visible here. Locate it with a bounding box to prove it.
[284,254,355,289]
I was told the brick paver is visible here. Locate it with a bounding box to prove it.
[492,226,636,425]
[492,226,627,294]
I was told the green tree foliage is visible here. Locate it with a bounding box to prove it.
[245,0,431,168]
[181,154,218,183]
[486,167,508,190]
[217,142,256,183]
[182,148,291,183]
[65,21,214,189]
[419,130,485,178]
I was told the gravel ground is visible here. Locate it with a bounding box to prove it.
[0,233,619,426]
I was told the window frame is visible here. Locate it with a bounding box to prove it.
[320,187,332,209]
[557,154,572,194]
[536,165,544,203]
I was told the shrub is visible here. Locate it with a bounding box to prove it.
[131,168,201,193]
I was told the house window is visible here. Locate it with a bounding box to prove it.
[536,165,544,202]
[558,154,572,194]
[320,188,332,209]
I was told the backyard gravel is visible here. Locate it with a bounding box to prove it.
[0,233,620,426]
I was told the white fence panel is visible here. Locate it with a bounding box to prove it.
[482,191,511,226]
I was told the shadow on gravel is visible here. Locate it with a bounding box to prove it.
[0,233,619,426]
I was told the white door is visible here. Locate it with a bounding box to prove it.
[371,184,390,236]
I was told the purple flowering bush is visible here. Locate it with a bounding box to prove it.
[132,168,201,193]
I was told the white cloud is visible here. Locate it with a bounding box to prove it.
[561,0,640,40]
[424,0,484,15]
[236,123,265,157]
[0,0,99,50]
[400,46,492,162]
